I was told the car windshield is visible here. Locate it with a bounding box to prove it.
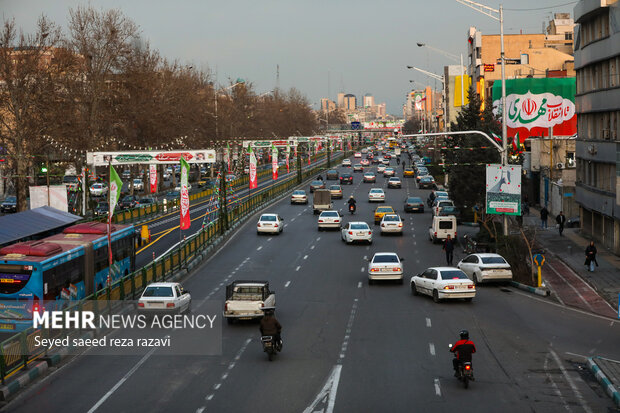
[481,256,507,264]
[421,177,432,182]
[377,207,392,212]
[329,186,340,190]
[139,198,152,203]
[122,196,134,201]
[341,174,351,178]
[63,176,78,183]
[441,206,457,213]
[389,178,399,181]
[261,215,277,222]
[311,181,323,185]
[440,271,468,280]
[133,179,141,183]
[143,286,174,297]
[293,190,305,195]
[436,192,448,197]
[350,224,369,230]
[439,221,453,229]
[5,196,16,203]
[97,203,108,208]
[407,197,422,203]
[321,212,339,217]
[383,215,399,222]
[370,189,383,194]
[373,255,399,263]
[167,191,180,197]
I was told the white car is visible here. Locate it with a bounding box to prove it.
[433,199,454,216]
[341,221,373,244]
[457,253,513,284]
[89,183,108,197]
[383,167,395,177]
[354,152,362,158]
[410,267,475,303]
[368,188,385,202]
[291,190,308,204]
[353,164,364,172]
[380,214,403,235]
[138,282,192,315]
[382,158,390,165]
[360,159,370,166]
[377,164,386,173]
[257,213,284,235]
[342,159,352,167]
[133,179,144,191]
[368,252,404,284]
[318,210,341,231]
[174,183,192,192]
[387,177,401,188]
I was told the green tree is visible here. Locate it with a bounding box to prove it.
[443,86,500,212]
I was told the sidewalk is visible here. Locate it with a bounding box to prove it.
[524,209,620,316]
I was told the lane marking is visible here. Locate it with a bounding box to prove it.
[303,255,308,260]
[434,378,441,396]
[302,365,342,413]
[285,281,291,288]
[202,338,252,404]
[549,348,593,413]
[429,343,435,356]
[316,237,321,241]
[544,353,570,411]
[310,245,315,250]
[357,282,362,288]
[426,318,431,327]
[296,266,301,271]
[360,267,365,272]
[256,246,263,251]
[87,346,158,413]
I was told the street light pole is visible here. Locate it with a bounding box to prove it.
[456,0,508,235]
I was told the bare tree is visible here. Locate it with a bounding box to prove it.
[0,16,62,211]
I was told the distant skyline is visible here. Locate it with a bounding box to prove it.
[4,0,576,115]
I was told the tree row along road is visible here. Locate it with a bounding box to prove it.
[8,156,619,413]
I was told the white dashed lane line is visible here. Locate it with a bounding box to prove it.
[285,281,291,288]
[296,266,301,271]
[426,318,432,328]
[256,246,262,251]
[429,343,435,356]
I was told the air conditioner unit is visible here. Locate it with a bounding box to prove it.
[557,162,565,169]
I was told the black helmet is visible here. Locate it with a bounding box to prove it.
[459,330,469,340]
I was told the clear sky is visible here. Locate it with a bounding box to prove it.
[3,0,577,115]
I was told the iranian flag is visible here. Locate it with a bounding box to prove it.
[107,165,123,285]
[285,144,290,173]
[149,164,157,193]
[249,146,258,189]
[227,143,231,173]
[491,133,503,145]
[492,78,576,147]
[271,143,278,180]
[180,156,191,230]
[512,132,524,153]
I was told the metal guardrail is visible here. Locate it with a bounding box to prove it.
[0,149,347,384]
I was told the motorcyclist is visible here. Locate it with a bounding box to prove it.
[317,174,323,181]
[347,195,357,212]
[402,159,406,170]
[396,157,400,165]
[428,190,436,207]
[450,330,476,377]
[260,308,282,350]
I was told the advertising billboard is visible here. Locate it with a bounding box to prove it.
[29,186,68,212]
[492,78,576,144]
[486,164,521,216]
[87,150,216,166]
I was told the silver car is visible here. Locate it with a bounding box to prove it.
[341,221,373,244]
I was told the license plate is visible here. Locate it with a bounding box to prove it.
[0,323,15,330]
[356,232,365,236]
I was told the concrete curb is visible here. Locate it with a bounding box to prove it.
[0,361,48,401]
[509,281,550,297]
[587,357,620,407]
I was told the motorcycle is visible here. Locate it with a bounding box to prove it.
[261,335,282,361]
[449,344,474,389]
[348,203,356,215]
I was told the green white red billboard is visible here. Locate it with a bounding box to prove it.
[492,78,576,142]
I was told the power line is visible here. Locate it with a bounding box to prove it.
[504,1,577,11]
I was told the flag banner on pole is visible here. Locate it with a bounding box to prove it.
[227,143,231,173]
[285,145,290,173]
[249,146,258,189]
[149,164,157,193]
[511,132,523,153]
[271,143,278,180]
[180,156,191,230]
[491,133,503,145]
[109,165,123,216]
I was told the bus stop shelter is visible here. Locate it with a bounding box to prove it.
[0,206,82,247]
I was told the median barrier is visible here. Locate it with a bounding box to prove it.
[508,281,550,297]
[588,356,620,407]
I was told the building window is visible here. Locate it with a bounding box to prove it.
[564,32,573,41]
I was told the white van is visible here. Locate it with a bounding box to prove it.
[429,216,457,243]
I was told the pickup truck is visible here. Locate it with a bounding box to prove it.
[312,189,332,214]
[224,280,276,324]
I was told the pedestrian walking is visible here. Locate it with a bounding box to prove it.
[584,241,598,272]
[540,206,549,229]
[443,235,455,266]
[555,211,566,236]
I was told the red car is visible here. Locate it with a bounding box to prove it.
[340,174,353,185]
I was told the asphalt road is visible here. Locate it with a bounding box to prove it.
[6,155,619,413]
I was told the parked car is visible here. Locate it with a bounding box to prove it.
[339,174,353,185]
[94,201,109,216]
[290,190,308,204]
[174,183,192,192]
[0,196,17,213]
[164,191,180,202]
[457,253,513,284]
[404,196,424,213]
[433,199,455,216]
[133,179,144,191]
[410,267,475,303]
[341,221,373,244]
[137,197,156,207]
